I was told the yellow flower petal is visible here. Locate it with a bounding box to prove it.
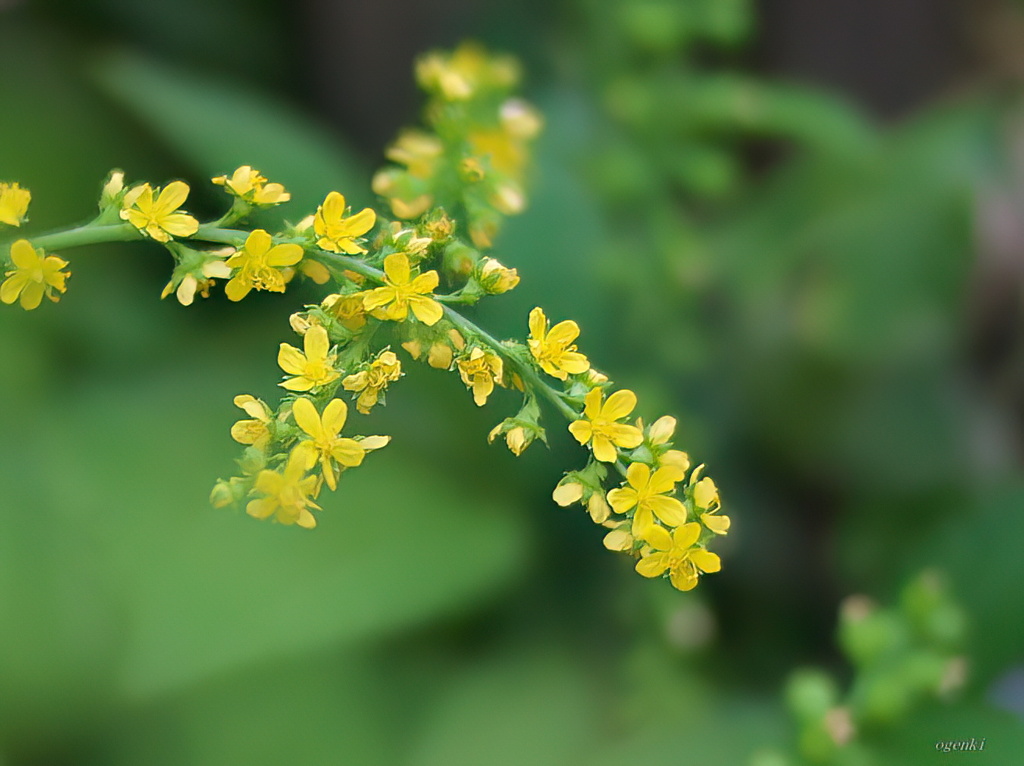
[552,481,584,507]
[636,552,670,578]
[602,389,637,421]
[409,295,443,326]
[277,343,307,375]
[291,397,323,440]
[383,252,411,284]
[321,398,348,436]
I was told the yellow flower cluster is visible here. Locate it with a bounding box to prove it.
[343,350,402,414]
[222,393,389,528]
[521,300,728,592]
[373,43,541,249]
[212,165,291,206]
[2,47,726,594]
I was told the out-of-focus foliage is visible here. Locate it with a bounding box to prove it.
[3,0,1024,763]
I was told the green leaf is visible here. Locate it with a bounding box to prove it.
[407,649,597,766]
[0,334,530,705]
[90,51,368,211]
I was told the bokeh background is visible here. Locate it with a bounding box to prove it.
[2,0,1024,763]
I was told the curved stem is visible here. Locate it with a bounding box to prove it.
[13,221,584,426]
[440,306,580,422]
[30,223,140,250]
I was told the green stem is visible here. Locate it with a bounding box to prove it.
[30,223,140,250]
[14,221,585,427]
[440,305,580,422]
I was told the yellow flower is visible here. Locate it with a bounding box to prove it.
[0,182,31,226]
[478,258,520,294]
[342,350,402,414]
[635,522,721,591]
[230,394,274,451]
[527,307,589,380]
[457,347,504,406]
[161,256,232,306]
[120,181,199,242]
[362,252,443,326]
[247,451,321,529]
[278,325,340,392]
[1,239,69,310]
[290,397,389,491]
[691,465,730,535]
[648,415,677,445]
[500,98,544,140]
[415,43,519,101]
[505,426,530,455]
[386,130,444,179]
[323,293,369,331]
[607,462,687,537]
[313,191,376,254]
[212,165,291,205]
[224,229,305,301]
[568,388,643,462]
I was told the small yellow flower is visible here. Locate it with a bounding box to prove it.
[423,212,455,242]
[607,462,687,537]
[362,252,444,326]
[0,182,31,226]
[691,465,730,535]
[386,130,444,179]
[162,257,232,306]
[527,307,589,380]
[568,388,643,462]
[120,181,199,242]
[212,165,291,205]
[323,293,369,331]
[487,422,533,456]
[342,350,402,414]
[230,394,274,451]
[478,258,520,294]
[500,98,544,140]
[290,397,389,491]
[247,451,321,529]
[457,347,504,406]
[1,239,69,310]
[635,522,721,591]
[224,229,304,301]
[313,191,376,254]
[416,43,519,101]
[648,416,677,445]
[278,325,340,392]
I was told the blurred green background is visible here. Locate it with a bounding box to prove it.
[2,0,1024,763]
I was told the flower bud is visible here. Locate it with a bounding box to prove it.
[478,257,520,294]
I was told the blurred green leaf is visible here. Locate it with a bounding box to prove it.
[0,330,530,709]
[905,481,1024,681]
[407,649,597,766]
[91,51,368,212]
[104,647,416,766]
